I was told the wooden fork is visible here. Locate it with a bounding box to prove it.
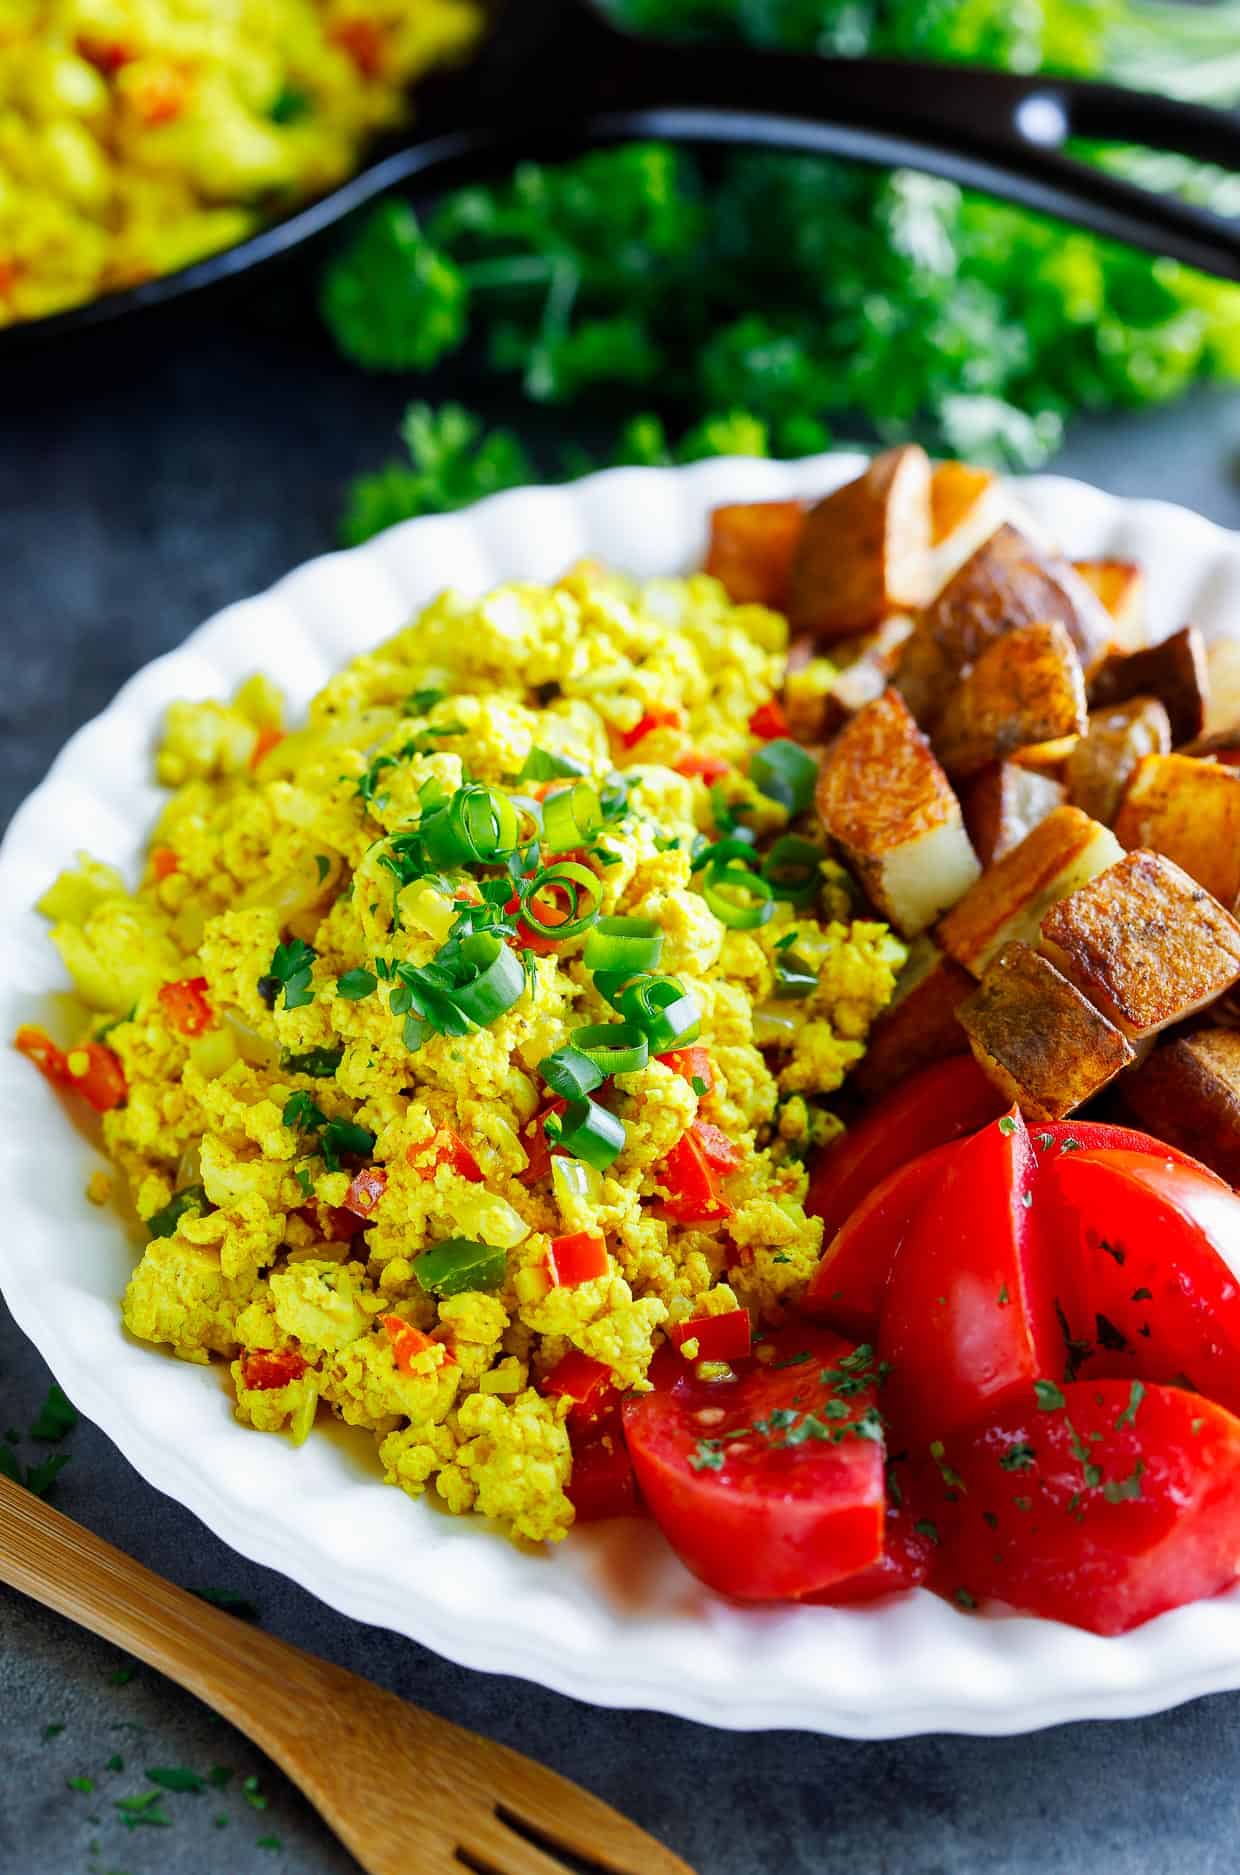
[0,1473,695,1875]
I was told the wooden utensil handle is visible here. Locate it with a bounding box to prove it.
[0,1473,338,1731]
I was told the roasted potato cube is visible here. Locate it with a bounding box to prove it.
[829,617,915,717]
[1114,753,1240,909]
[851,936,974,1098]
[1122,1028,1240,1186]
[1088,625,1208,747]
[933,619,1086,779]
[1039,850,1240,1044]
[897,523,1115,724]
[1072,559,1146,654]
[929,461,1005,591]
[816,688,980,938]
[1186,639,1240,756]
[958,941,1134,1122]
[963,762,1066,868]
[704,500,805,610]
[1064,697,1172,826]
[938,805,1123,980]
[790,445,933,641]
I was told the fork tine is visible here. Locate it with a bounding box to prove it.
[471,1736,696,1875]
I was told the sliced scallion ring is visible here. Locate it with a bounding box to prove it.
[521,861,603,940]
[749,739,818,816]
[420,783,519,867]
[449,932,526,1025]
[615,975,702,1052]
[541,782,603,852]
[690,835,760,874]
[547,1097,626,1171]
[703,859,775,930]
[772,949,819,1000]
[761,834,824,905]
[538,1044,606,1101]
[582,916,664,975]
[568,1021,650,1077]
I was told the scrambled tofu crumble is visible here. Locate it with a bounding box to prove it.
[26,565,904,1545]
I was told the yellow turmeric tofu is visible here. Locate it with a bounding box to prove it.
[1114,753,1240,909]
[958,941,1134,1122]
[816,689,980,937]
[1039,850,1240,1043]
[938,804,1123,980]
[790,446,934,641]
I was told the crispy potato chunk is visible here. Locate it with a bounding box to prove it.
[1123,1028,1240,1186]
[897,524,1115,724]
[1040,850,1240,1043]
[929,461,1005,591]
[1186,639,1240,756]
[1064,697,1172,827]
[938,804,1123,980]
[963,763,1066,868]
[790,446,933,641]
[816,688,980,938]
[704,500,805,609]
[1073,560,1147,654]
[852,935,974,1098]
[1088,625,1208,747]
[1114,753,1240,909]
[933,619,1086,779]
[958,941,1134,1121]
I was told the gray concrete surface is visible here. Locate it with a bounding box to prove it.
[4,293,1240,1875]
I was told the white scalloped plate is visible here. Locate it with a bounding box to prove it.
[7,453,1240,1739]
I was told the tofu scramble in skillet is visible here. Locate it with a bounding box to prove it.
[20,563,905,1545]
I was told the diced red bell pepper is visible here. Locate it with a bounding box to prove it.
[541,1349,617,1431]
[567,1430,640,1522]
[657,1046,714,1092]
[407,1127,483,1182]
[150,845,179,881]
[249,724,285,770]
[504,888,570,956]
[241,1348,307,1391]
[654,1127,733,1224]
[130,61,190,126]
[518,1098,567,1187]
[327,1205,369,1240]
[343,1166,387,1218]
[674,750,731,784]
[15,1025,68,1086]
[666,1308,752,1364]
[748,698,790,741]
[158,977,214,1037]
[75,33,136,72]
[65,1041,127,1113]
[382,1315,449,1374]
[691,1120,742,1174]
[330,16,386,75]
[546,1231,610,1287]
[621,706,683,749]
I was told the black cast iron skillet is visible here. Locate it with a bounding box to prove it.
[10,0,1240,354]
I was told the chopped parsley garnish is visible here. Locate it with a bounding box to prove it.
[193,1587,260,1622]
[690,1074,709,1097]
[146,1766,206,1793]
[67,1774,94,1793]
[208,1766,234,1789]
[1034,1379,1066,1412]
[998,1442,1036,1471]
[688,1441,725,1473]
[770,1351,811,1370]
[257,1836,283,1852]
[42,1723,64,1742]
[147,1185,211,1240]
[337,967,378,1001]
[914,1519,940,1546]
[1131,1287,1153,1302]
[280,1045,344,1077]
[1116,1381,1146,1430]
[243,1775,269,1811]
[929,1439,965,1491]
[1094,1313,1129,1352]
[997,1284,1009,1307]
[997,1115,1017,1136]
[262,938,317,1011]
[954,1587,978,1611]
[1102,1459,1145,1503]
[1098,1238,1126,1266]
[115,1791,172,1829]
[29,1384,76,1443]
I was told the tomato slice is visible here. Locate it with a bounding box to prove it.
[806,1056,1006,1241]
[1041,1148,1240,1415]
[622,1327,887,1601]
[917,1381,1240,1633]
[805,1141,953,1339]
[803,1458,935,1604]
[881,1109,1059,1442]
[1029,1121,1222,1182]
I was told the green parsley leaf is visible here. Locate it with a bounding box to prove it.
[314,854,331,883]
[67,1774,94,1793]
[953,1587,978,1611]
[107,1754,125,1772]
[264,938,317,1011]
[999,1442,1036,1471]
[339,404,533,548]
[207,1766,234,1789]
[1034,1379,1066,1412]
[337,968,378,1002]
[517,747,588,782]
[283,1090,326,1136]
[243,1774,269,1811]
[146,1766,206,1793]
[257,1836,283,1852]
[1102,1459,1145,1503]
[997,1115,1017,1136]
[193,1587,260,1622]
[321,1119,377,1173]
[146,1185,211,1240]
[29,1383,77,1443]
[42,1723,64,1742]
[688,1440,725,1472]
[280,1045,344,1078]
[1117,1379,1147,1432]
[23,1452,71,1497]
[914,1519,940,1546]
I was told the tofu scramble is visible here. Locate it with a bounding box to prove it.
[19,564,906,1545]
[0,0,481,326]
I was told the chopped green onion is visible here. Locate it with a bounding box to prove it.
[547,1097,626,1171]
[448,932,525,1025]
[517,747,588,782]
[703,859,774,930]
[568,1021,650,1077]
[412,1236,507,1297]
[750,739,817,816]
[505,793,545,845]
[691,835,759,874]
[521,861,603,939]
[420,783,519,867]
[539,1044,606,1100]
[762,834,824,905]
[582,916,664,974]
[541,782,603,852]
[614,975,702,1051]
[147,1185,211,1240]
[773,949,819,1000]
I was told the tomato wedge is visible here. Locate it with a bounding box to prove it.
[806,1056,1006,1241]
[804,1460,935,1605]
[805,1141,953,1339]
[567,1430,640,1523]
[622,1328,887,1601]
[917,1381,1240,1633]
[881,1109,1059,1442]
[1029,1121,1221,1182]
[1041,1148,1240,1416]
